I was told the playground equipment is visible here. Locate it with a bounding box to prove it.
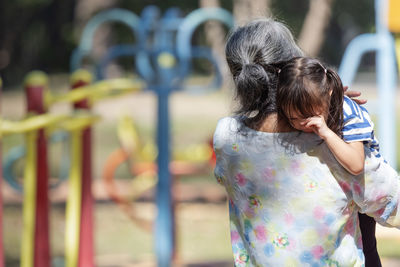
[3,131,70,192]
[389,0,400,75]
[1,71,141,267]
[2,6,233,267]
[338,0,399,168]
[71,6,234,266]
[102,115,214,233]
[3,114,69,267]
[0,77,4,267]
[3,1,400,266]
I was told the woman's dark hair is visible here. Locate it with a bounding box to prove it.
[225,18,303,129]
[277,57,344,136]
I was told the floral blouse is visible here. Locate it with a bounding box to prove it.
[213,117,400,267]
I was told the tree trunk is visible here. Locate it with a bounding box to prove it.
[298,0,334,57]
[199,0,230,88]
[74,0,118,76]
[200,0,270,88]
[233,0,270,26]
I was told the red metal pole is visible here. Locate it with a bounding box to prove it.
[24,71,50,267]
[0,77,5,267]
[70,70,94,267]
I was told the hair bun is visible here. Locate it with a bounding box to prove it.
[241,63,266,80]
[233,62,276,114]
[235,63,273,91]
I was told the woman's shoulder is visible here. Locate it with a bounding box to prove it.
[213,117,235,152]
[215,116,244,133]
[214,116,241,141]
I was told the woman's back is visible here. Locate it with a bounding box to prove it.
[214,117,364,266]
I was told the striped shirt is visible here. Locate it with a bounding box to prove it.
[342,96,382,159]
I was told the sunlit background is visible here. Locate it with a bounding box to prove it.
[1,0,400,266]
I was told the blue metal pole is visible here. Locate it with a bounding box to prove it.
[155,87,173,267]
[338,0,398,167]
[338,34,379,86]
[376,33,397,167]
[375,0,398,167]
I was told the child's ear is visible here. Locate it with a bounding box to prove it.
[329,89,333,96]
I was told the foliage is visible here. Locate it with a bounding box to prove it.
[271,0,375,65]
[0,0,376,88]
[0,0,77,86]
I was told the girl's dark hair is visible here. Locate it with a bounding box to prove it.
[277,57,344,136]
[225,18,303,129]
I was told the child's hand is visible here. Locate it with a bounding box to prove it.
[301,116,332,139]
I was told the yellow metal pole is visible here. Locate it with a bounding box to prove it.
[65,129,83,267]
[395,36,400,75]
[20,131,37,267]
[388,0,400,33]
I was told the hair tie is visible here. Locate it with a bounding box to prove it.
[317,62,327,74]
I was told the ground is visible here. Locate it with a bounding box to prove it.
[2,73,400,266]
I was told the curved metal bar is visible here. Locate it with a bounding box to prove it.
[140,5,161,34]
[338,33,380,86]
[154,8,183,51]
[3,145,25,192]
[70,9,147,73]
[79,9,140,53]
[176,8,234,80]
[3,131,70,192]
[96,44,140,80]
[70,49,89,73]
[183,46,223,94]
[338,0,398,167]
[133,6,163,83]
[164,7,182,19]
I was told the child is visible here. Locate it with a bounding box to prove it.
[276,56,382,266]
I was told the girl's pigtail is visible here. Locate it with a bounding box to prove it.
[326,68,344,136]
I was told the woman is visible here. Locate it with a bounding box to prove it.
[213,18,394,266]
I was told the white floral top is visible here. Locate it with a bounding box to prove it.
[213,117,400,267]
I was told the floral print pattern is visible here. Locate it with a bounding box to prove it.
[214,117,400,267]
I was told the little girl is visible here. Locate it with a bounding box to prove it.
[277,56,383,266]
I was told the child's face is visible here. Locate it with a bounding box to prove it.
[286,108,327,133]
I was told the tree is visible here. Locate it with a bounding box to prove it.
[199,0,231,88]
[298,0,335,57]
[233,0,270,25]
[200,0,271,88]
[74,0,119,76]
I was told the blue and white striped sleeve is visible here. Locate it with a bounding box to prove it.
[342,96,374,143]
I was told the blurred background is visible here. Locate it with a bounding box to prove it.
[1,0,400,266]
[0,0,376,86]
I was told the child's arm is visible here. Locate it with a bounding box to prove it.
[304,116,365,175]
